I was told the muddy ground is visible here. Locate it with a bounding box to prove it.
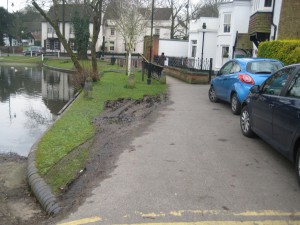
[0,95,167,225]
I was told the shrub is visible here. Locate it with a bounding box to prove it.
[258,40,300,65]
[71,61,99,90]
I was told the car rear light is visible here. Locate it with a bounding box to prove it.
[238,74,254,85]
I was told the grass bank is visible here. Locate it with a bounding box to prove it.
[0,55,42,64]
[37,60,166,193]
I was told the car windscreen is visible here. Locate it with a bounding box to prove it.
[246,61,283,74]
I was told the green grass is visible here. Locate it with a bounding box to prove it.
[0,55,42,64]
[36,68,166,193]
[43,58,120,71]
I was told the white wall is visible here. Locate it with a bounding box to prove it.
[158,39,188,57]
[104,18,171,54]
[188,17,219,70]
[41,21,102,53]
[216,0,252,69]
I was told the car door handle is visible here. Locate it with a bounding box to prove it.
[298,111,300,118]
[269,103,274,109]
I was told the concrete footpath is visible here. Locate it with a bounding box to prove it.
[57,76,300,225]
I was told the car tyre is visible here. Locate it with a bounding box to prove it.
[240,105,255,137]
[208,86,219,103]
[296,149,300,185]
[231,93,241,115]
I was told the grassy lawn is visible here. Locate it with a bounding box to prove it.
[43,58,119,71]
[36,60,166,193]
[0,55,42,64]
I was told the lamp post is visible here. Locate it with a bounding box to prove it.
[147,0,155,85]
[201,22,206,70]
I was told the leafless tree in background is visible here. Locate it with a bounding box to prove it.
[109,0,151,76]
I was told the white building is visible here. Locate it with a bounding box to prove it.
[102,7,172,54]
[188,0,292,70]
[41,4,103,54]
[216,0,252,69]
[188,17,219,69]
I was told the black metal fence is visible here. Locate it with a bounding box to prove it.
[154,55,213,72]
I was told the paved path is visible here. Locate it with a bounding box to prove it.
[57,76,300,225]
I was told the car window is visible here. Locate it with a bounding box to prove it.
[230,63,241,73]
[262,67,295,95]
[286,72,300,98]
[219,62,233,75]
[246,61,283,74]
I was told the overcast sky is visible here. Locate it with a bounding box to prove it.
[0,0,196,13]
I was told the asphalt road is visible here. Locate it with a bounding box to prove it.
[57,76,300,225]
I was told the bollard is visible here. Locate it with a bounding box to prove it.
[84,77,93,98]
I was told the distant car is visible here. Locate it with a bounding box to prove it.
[23,46,44,56]
[240,64,300,184]
[208,58,284,114]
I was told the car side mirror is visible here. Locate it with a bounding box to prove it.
[250,85,260,94]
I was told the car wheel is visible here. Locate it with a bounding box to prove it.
[231,93,241,115]
[208,86,218,103]
[240,105,255,137]
[296,149,300,185]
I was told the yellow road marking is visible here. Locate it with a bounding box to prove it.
[235,210,300,217]
[115,221,300,225]
[57,216,102,225]
[56,210,300,225]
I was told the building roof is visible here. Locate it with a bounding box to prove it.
[44,4,93,22]
[103,7,172,21]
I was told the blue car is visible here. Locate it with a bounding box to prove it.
[208,58,283,114]
[240,64,300,184]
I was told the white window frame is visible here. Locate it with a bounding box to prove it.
[111,28,115,36]
[155,28,160,35]
[223,14,231,33]
[191,40,197,58]
[47,24,54,34]
[110,41,114,51]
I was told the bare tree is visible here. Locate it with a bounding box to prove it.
[90,0,103,77]
[31,0,84,74]
[31,0,104,77]
[192,0,228,19]
[109,0,151,76]
[157,0,187,39]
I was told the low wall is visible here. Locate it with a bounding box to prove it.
[164,66,210,84]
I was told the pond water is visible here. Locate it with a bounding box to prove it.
[0,65,75,156]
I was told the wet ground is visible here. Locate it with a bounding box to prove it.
[0,95,167,225]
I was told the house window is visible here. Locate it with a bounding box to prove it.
[47,25,54,34]
[70,24,75,34]
[111,28,115,36]
[191,40,197,57]
[222,46,229,58]
[264,0,272,7]
[223,14,231,33]
[110,41,114,51]
[69,39,76,51]
[155,28,160,35]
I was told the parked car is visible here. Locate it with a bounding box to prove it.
[23,46,44,56]
[208,58,284,114]
[240,64,300,184]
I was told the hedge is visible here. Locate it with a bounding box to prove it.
[258,40,300,65]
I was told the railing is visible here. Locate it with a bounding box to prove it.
[154,56,213,72]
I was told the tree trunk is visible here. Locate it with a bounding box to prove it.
[127,51,132,76]
[32,0,83,74]
[91,0,103,77]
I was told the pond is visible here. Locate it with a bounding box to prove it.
[0,64,75,156]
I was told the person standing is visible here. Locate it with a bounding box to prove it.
[157,52,166,78]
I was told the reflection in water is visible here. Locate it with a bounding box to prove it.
[0,65,75,156]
